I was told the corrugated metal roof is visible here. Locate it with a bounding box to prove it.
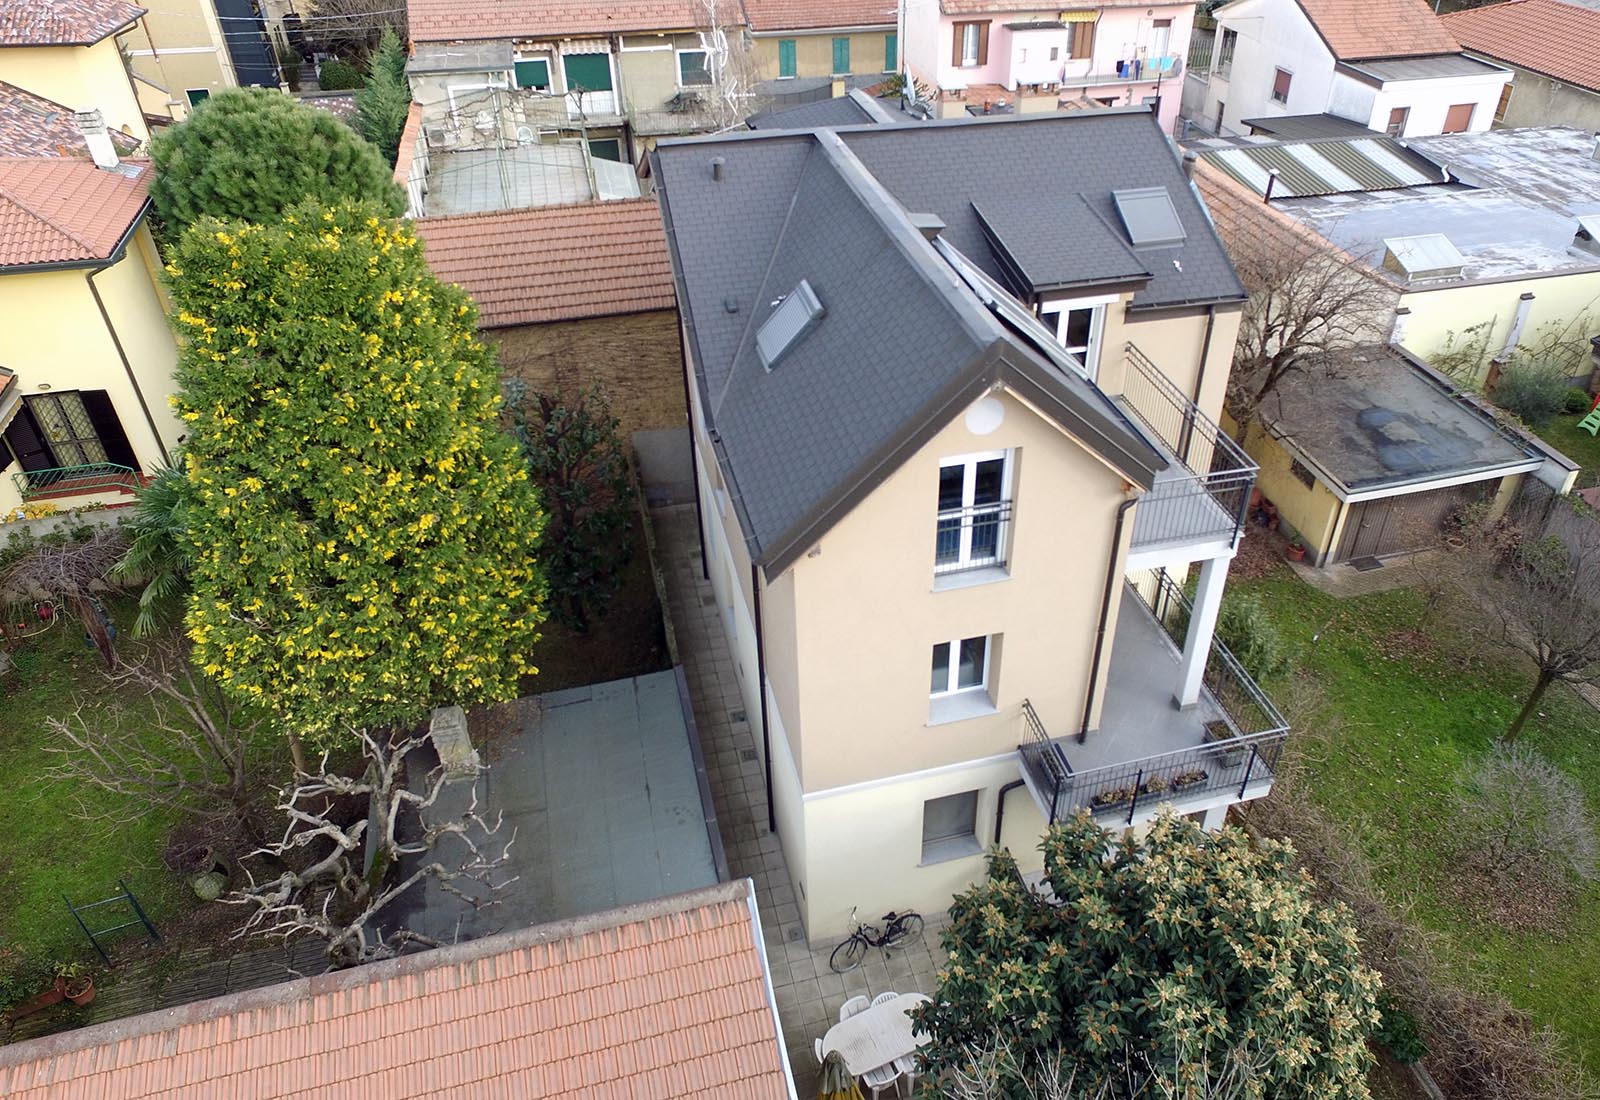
[1201,137,1446,198]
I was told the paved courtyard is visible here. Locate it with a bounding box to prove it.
[652,504,947,1096]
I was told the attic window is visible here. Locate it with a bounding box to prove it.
[756,280,824,370]
[1111,187,1186,247]
[1382,234,1465,283]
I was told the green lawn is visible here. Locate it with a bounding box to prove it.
[1233,571,1600,1054]
[1,600,193,963]
[1535,410,1600,489]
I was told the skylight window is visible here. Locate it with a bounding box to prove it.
[1382,234,1465,282]
[1111,187,1187,247]
[756,280,824,370]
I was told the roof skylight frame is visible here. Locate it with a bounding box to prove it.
[756,279,825,371]
[1111,186,1187,248]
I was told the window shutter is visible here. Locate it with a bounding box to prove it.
[885,31,897,71]
[952,23,964,66]
[977,21,990,65]
[77,391,137,469]
[778,38,796,77]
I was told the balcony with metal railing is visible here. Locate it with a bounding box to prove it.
[12,463,141,502]
[1017,570,1289,825]
[934,500,1013,580]
[1119,343,1257,555]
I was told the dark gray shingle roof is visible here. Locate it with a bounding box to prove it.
[974,193,1152,295]
[746,96,875,130]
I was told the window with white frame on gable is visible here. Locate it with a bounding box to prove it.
[935,451,1011,577]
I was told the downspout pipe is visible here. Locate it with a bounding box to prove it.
[994,778,1024,845]
[87,264,171,468]
[1180,303,1217,463]
[751,561,776,833]
[677,320,710,580]
[1080,496,1138,743]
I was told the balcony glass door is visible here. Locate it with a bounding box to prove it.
[936,451,1008,572]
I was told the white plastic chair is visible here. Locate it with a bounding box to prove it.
[860,1061,901,1100]
[871,991,898,1007]
[838,994,870,1022]
[814,1037,825,1065]
[893,1054,919,1097]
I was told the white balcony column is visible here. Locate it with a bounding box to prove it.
[1176,554,1230,708]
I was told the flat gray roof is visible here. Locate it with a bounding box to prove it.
[408,41,512,74]
[1262,346,1536,493]
[1343,53,1503,82]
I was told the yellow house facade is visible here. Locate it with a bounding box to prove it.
[118,0,236,119]
[655,112,1289,941]
[741,0,897,93]
[0,157,183,522]
[0,0,152,144]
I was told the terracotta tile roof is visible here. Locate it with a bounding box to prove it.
[0,81,139,157]
[1442,0,1600,92]
[416,198,677,327]
[1293,0,1460,60]
[743,0,895,31]
[408,0,718,41]
[0,0,146,45]
[0,880,793,1100]
[940,0,1151,14]
[0,157,150,269]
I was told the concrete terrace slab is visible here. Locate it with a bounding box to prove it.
[399,671,721,943]
[425,145,593,215]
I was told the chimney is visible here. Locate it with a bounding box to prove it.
[74,109,119,170]
[710,156,725,182]
[1182,150,1198,179]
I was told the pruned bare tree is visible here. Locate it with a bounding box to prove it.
[226,729,514,968]
[42,637,273,839]
[1452,494,1600,742]
[1457,743,1598,892]
[0,524,128,667]
[305,0,406,60]
[938,1037,1275,1100]
[695,0,763,132]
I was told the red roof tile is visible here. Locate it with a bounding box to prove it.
[408,0,718,41]
[416,198,677,327]
[0,156,150,269]
[1442,0,1600,92]
[0,81,139,158]
[1293,0,1459,60]
[0,881,792,1100]
[742,0,894,31]
[0,0,146,45]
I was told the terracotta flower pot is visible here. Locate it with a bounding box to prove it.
[63,977,95,1007]
[1286,544,1307,562]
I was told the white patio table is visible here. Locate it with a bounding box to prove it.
[820,992,931,1077]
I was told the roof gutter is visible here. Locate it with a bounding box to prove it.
[0,199,150,277]
[1080,495,1138,743]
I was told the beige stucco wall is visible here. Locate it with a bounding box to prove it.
[1491,65,1600,132]
[1237,419,1342,558]
[753,30,894,81]
[619,34,706,115]
[1398,272,1600,386]
[1,41,149,143]
[120,2,236,117]
[1118,304,1241,423]
[0,225,182,518]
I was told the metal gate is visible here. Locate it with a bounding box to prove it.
[1334,481,1494,562]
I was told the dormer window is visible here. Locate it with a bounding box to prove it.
[1037,293,1115,378]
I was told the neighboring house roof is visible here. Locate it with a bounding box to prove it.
[416,198,675,327]
[1291,0,1460,60]
[653,110,1231,571]
[1260,344,1539,496]
[747,89,905,129]
[1200,136,1447,198]
[0,80,139,157]
[1442,0,1600,94]
[407,0,715,41]
[940,0,1160,12]
[1239,112,1382,139]
[0,880,793,1100]
[0,0,146,46]
[0,156,150,270]
[742,0,894,31]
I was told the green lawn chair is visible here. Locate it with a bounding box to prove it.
[1579,405,1600,437]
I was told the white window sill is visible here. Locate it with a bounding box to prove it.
[932,565,1009,593]
[928,692,996,727]
[920,835,983,866]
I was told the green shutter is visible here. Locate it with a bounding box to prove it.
[186,88,211,106]
[832,37,850,74]
[563,53,613,92]
[514,58,549,88]
[588,138,622,162]
[778,38,797,78]
[884,32,897,72]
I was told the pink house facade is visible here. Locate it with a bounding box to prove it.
[901,0,1192,131]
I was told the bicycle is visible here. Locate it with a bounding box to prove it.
[828,905,925,973]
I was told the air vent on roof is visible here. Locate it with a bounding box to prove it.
[1111,187,1186,247]
[1574,214,1600,258]
[756,280,824,371]
[1382,234,1465,283]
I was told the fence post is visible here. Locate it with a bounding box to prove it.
[1238,746,1258,798]
[1127,769,1144,827]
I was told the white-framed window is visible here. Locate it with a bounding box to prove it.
[620,35,672,51]
[935,450,1010,575]
[1037,293,1115,378]
[513,55,550,89]
[930,635,991,697]
[677,47,712,86]
[1271,67,1292,104]
[961,22,981,65]
[921,790,981,864]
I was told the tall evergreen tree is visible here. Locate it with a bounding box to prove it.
[356,27,413,165]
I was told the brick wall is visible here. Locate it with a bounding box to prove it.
[486,310,687,434]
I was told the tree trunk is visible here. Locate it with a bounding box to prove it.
[1502,668,1557,743]
[286,728,309,776]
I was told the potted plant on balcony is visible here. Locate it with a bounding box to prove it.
[1171,768,1209,791]
[1090,784,1137,810]
[1285,537,1307,562]
[54,962,95,1007]
[1203,720,1247,767]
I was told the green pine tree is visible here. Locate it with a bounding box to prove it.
[356,27,413,165]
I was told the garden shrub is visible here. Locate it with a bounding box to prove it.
[1217,591,1293,681]
[317,59,366,90]
[1374,992,1429,1064]
[1493,361,1573,428]
[1563,388,1592,415]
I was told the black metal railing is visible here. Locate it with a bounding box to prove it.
[1121,344,1257,549]
[1016,572,1290,825]
[934,501,1013,577]
[1018,699,1073,823]
[13,463,139,501]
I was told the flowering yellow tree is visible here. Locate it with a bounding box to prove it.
[166,201,546,743]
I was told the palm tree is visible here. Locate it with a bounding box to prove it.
[112,464,192,637]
